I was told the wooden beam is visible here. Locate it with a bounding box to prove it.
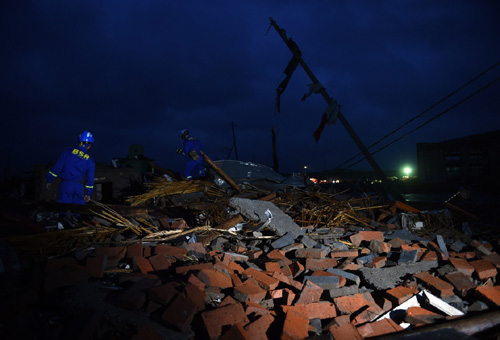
[200,151,241,191]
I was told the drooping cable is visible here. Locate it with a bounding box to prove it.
[343,75,500,169]
[334,60,500,170]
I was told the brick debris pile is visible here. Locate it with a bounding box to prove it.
[1,179,500,339]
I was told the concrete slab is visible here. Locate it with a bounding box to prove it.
[229,197,304,237]
[359,261,439,290]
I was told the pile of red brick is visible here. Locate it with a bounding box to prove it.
[4,217,500,340]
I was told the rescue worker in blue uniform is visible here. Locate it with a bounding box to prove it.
[176,129,206,180]
[46,131,95,204]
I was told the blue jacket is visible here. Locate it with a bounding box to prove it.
[183,137,204,156]
[46,145,95,195]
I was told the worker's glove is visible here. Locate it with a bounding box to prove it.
[176,148,182,154]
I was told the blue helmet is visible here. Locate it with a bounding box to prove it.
[180,129,189,138]
[79,130,94,143]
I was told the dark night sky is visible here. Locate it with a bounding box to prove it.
[1,1,500,180]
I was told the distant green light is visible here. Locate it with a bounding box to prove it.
[403,167,412,176]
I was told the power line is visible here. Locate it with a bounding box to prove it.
[334,60,500,170]
[343,75,500,169]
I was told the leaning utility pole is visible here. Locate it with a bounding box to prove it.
[231,121,239,160]
[269,17,404,202]
[271,126,279,173]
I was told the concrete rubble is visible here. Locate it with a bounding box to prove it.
[1,178,500,339]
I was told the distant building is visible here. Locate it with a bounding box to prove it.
[417,130,500,186]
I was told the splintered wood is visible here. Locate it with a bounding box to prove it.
[124,180,391,231]
[274,191,388,229]
[4,178,463,260]
[125,178,224,206]
[90,199,153,235]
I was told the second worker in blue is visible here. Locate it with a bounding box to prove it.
[177,129,206,180]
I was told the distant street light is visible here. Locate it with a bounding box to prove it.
[403,166,412,178]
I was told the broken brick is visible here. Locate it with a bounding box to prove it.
[270,289,283,299]
[295,248,328,259]
[264,261,281,273]
[369,239,391,254]
[449,257,475,276]
[282,309,309,339]
[154,244,188,260]
[420,251,438,262]
[445,271,477,297]
[161,293,198,332]
[170,219,189,229]
[148,282,180,305]
[333,292,381,320]
[350,231,384,247]
[271,271,296,288]
[482,252,500,269]
[220,295,239,307]
[329,323,363,340]
[147,254,172,272]
[414,272,454,298]
[385,285,419,305]
[243,249,263,260]
[312,270,347,287]
[201,302,249,339]
[243,268,280,290]
[126,243,143,258]
[244,300,271,316]
[283,301,337,319]
[305,258,338,271]
[475,286,500,306]
[405,306,445,326]
[427,241,448,261]
[295,280,323,304]
[470,259,498,280]
[266,249,287,260]
[133,256,154,274]
[219,323,251,340]
[303,275,340,290]
[227,259,245,274]
[231,272,243,286]
[188,242,207,255]
[387,237,407,249]
[143,246,152,258]
[244,313,274,340]
[233,281,267,303]
[367,256,387,268]
[289,261,305,277]
[331,250,359,258]
[185,283,206,311]
[357,317,404,337]
[223,252,248,263]
[197,268,233,288]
